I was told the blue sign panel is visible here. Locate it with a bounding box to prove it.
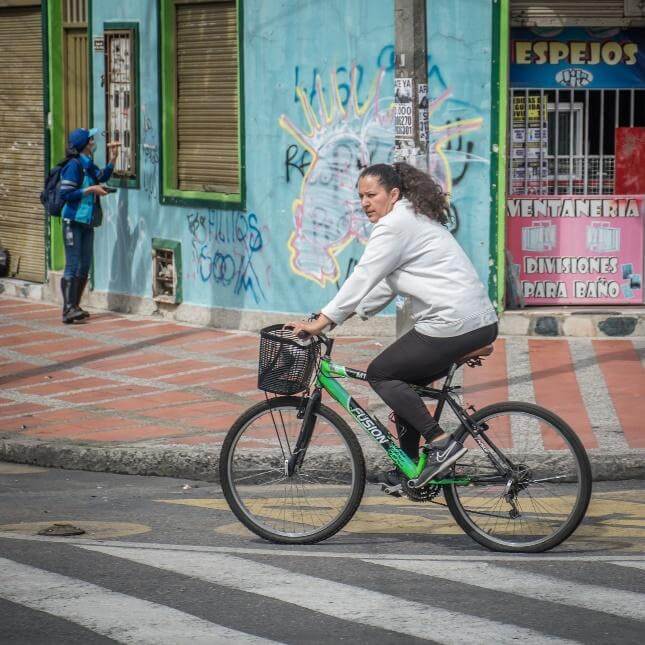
[510,27,645,89]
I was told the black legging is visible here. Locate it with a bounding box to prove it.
[366,323,498,460]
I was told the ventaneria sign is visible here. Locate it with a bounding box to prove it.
[506,196,644,305]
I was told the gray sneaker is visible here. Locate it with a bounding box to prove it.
[409,438,467,488]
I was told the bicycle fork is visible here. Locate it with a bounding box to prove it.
[286,388,322,476]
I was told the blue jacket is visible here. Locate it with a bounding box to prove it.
[60,155,113,226]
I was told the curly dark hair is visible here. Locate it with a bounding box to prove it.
[358,162,449,225]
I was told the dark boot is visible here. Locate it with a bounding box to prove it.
[61,277,84,324]
[75,275,90,319]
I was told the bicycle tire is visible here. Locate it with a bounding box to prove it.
[219,396,366,544]
[444,401,592,553]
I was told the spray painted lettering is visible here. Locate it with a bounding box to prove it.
[142,113,159,200]
[280,66,394,286]
[186,211,266,303]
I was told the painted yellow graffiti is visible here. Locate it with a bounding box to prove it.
[279,66,485,286]
[279,67,392,286]
[424,89,483,196]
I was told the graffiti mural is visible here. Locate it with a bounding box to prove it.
[142,112,159,200]
[425,90,484,200]
[186,210,266,304]
[279,67,394,286]
[280,64,486,286]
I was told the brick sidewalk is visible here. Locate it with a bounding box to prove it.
[1,296,644,479]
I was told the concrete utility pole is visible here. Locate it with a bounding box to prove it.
[394,0,428,336]
[394,0,428,168]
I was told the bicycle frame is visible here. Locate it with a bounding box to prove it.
[314,356,478,483]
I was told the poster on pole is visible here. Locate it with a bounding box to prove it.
[395,77,414,139]
[418,82,428,144]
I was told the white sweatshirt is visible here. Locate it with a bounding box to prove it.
[321,198,497,337]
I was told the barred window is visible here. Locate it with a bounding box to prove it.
[509,88,645,195]
[105,28,138,182]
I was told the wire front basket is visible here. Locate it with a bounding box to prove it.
[257,324,321,395]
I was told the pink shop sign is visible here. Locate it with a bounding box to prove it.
[506,196,644,305]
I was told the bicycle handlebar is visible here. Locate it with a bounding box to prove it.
[293,314,334,355]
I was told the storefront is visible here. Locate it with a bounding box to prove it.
[506,1,645,307]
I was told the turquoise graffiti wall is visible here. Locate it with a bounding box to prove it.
[426,0,493,282]
[90,0,493,317]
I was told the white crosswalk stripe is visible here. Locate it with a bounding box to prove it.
[610,560,645,571]
[81,545,581,645]
[0,556,279,645]
[365,559,645,621]
[2,535,644,644]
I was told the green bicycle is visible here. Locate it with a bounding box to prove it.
[220,324,592,552]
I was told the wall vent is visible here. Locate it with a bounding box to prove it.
[152,238,182,304]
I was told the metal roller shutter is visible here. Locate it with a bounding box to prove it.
[511,1,629,27]
[0,5,45,282]
[175,1,239,194]
[64,29,89,136]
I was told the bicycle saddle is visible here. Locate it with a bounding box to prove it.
[455,344,494,367]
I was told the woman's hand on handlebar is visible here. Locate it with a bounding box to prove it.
[284,313,333,339]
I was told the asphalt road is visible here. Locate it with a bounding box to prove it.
[1,462,644,644]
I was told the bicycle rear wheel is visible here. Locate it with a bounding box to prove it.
[444,401,592,553]
[219,396,365,544]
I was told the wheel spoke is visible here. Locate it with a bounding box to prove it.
[222,401,363,542]
[446,404,590,551]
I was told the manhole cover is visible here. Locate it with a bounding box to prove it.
[37,523,86,537]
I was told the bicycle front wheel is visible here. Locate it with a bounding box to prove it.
[444,401,592,553]
[219,396,365,544]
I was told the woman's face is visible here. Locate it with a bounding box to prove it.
[358,175,400,224]
[82,137,96,156]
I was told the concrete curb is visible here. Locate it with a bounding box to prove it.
[1,438,643,483]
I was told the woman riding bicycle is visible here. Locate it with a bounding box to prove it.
[288,162,498,489]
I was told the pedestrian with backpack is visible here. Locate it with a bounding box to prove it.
[58,127,119,324]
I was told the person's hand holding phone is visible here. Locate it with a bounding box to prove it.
[85,185,109,197]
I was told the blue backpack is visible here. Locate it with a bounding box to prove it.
[40,156,79,217]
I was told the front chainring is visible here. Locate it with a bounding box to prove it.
[401,479,441,502]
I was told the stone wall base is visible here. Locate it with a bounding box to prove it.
[500,307,645,337]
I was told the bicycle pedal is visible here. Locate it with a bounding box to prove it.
[380,483,403,497]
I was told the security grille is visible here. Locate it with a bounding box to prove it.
[509,88,645,195]
[0,5,45,282]
[62,0,88,137]
[175,0,239,194]
[62,0,87,25]
[510,1,635,27]
[105,30,136,178]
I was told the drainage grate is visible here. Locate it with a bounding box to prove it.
[37,523,86,537]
